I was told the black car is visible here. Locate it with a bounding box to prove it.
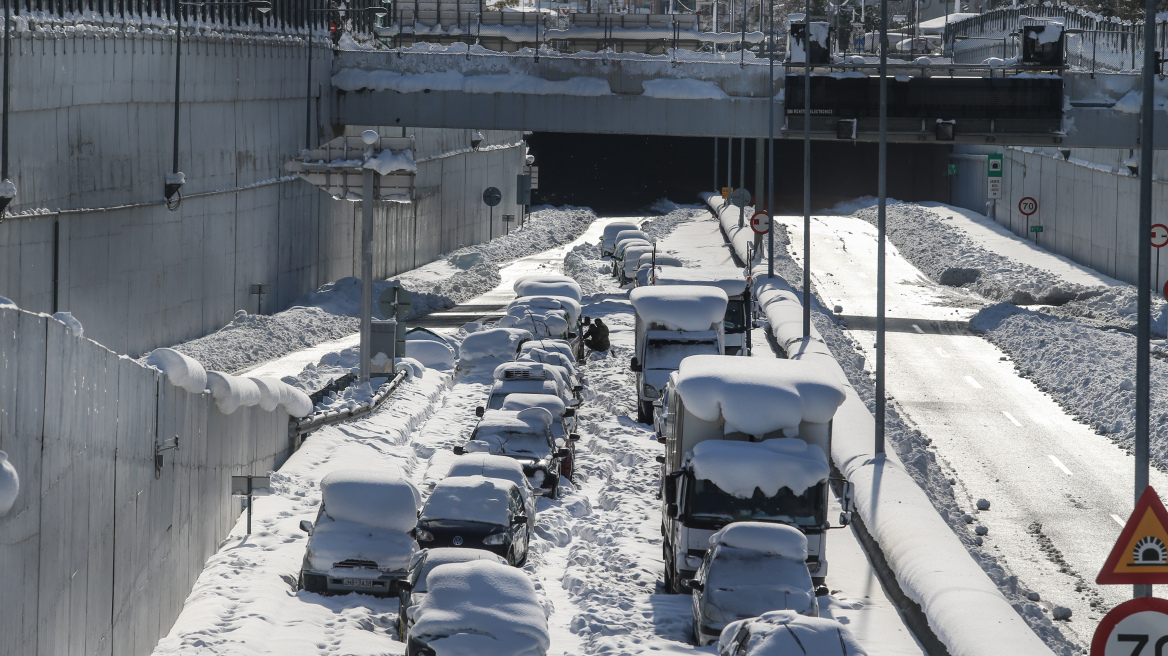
[460,408,569,497]
[415,476,530,566]
[395,547,507,641]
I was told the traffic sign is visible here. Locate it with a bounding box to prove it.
[1153,224,1168,248]
[987,154,1003,177]
[1030,225,1044,233]
[948,163,959,176]
[1019,197,1038,216]
[750,210,771,235]
[731,188,752,207]
[1097,486,1168,585]
[1091,597,1168,656]
[483,187,502,207]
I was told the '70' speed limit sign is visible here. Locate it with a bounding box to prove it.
[1093,598,1168,655]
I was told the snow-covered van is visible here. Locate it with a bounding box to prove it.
[657,356,851,589]
[629,286,728,424]
[600,221,640,257]
[298,469,422,596]
[654,265,750,355]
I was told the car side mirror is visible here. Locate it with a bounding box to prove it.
[475,406,485,418]
[655,455,665,464]
[557,448,571,458]
[686,579,705,592]
[839,511,852,527]
[299,520,314,534]
[394,580,413,594]
[666,503,679,518]
[453,445,466,455]
[512,514,528,525]
[630,358,642,373]
[568,433,581,442]
[653,399,663,408]
[573,384,583,393]
[564,408,576,417]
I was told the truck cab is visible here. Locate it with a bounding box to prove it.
[657,355,849,590]
[629,286,728,424]
[653,265,751,355]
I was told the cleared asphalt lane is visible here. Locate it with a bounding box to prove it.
[775,213,1168,646]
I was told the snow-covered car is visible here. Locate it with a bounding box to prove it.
[396,548,508,642]
[485,361,581,408]
[687,523,819,646]
[619,243,656,284]
[459,407,568,496]
[717,610,866,656]
[519,338,578,365]
[518,345,579,378]
[600,221,640,257]
[445,452,539,534]
[415,476,531,566]
[513,274,584,303]
[298,469,421,596]
[613,237,651,276]
[459,327,532,365]
[483,377,562,411]
[501,393,580,479]
[405,560,550,656]
[634,254,685,287]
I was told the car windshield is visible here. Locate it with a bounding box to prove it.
[644,340,720,371]
[687,476,822,526]
[723,299,746,333]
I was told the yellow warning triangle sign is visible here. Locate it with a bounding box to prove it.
[1097,486,1168,585]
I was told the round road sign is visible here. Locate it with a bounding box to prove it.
[730,188,752,207]
[1152,223,1168,249]
[750,210,772,235]
[1091,597,1168,655]
[482,187,502,207]
[1018,196,1038,216]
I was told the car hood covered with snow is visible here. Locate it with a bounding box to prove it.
[304,515,419,573]
[717,610,866,656]
[701,547,817,622]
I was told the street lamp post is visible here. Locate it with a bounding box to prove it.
[875,0,888,455]
[0,0,14,217]
[801,6,811,338]
[767,0,774,277]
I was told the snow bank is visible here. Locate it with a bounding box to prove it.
[144,347,208,395]
[717,611,867,656]
[460,328,531,362]
[629,285,728,331]
[711,521,808,560]
[411,561,550,653]
[205,371,261,415]
[421,476,513,525]
[675,355,845,435]
[320,468,421,532]
[691,439,829,497]
[513,279,584,303]
[407,338,457,369]
[641,78,728,100]
[0,451,19,516]
[51,311,83,337]
[446,454,531,491]
[653,265,747,297]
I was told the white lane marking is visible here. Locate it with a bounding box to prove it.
[935,347,950,358]
[1048,455,1073,476]
[964,376,983,389]
[1002,411,1022,427]
[912,324,925,334]
[1111,514,1126,527]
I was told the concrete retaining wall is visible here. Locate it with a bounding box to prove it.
[0,27,526,357]
[0,305,293,656]
[949,145,1168,289]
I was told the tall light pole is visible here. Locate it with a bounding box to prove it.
[1134,0,1156,600]
[802,5,811,338]
[875,0,888,455]
[767,0,774,277]
[0,0,13,218]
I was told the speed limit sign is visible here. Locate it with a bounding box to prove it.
[1092,598,1168,655]
[1019,197,1038,216]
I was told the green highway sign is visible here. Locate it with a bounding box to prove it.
[1030,225,1044,233]
[948,163,958,176]
[987,154,1003,177]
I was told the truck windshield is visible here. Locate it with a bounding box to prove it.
[644,340,720,370]
[723,299,746,334]
[687,476,822,527]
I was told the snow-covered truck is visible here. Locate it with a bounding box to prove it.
[653,265,751,355]
[656,355,851,590]
[629,286,728,424]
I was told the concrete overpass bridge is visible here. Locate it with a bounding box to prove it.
[331,49,1162,149]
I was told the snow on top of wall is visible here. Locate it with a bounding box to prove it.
[653,265,747,296]
[446,454,529,491]
[320,468,421,533]
[718,611,867,656]
[711,521,808,560]
[641,78,728,100]
[691,438,830,497]
[51,311,83,338]
[422,475,514,525]
[460,327,531,362]
[629,285,727,332]
[412,561,549,653]
[676,355,846,435]
[205,371,261,415]
[144,348,208,395]
[332,68,613,97]
[364,147,417,175]
[249,376,284,412]
[0,295,15,309]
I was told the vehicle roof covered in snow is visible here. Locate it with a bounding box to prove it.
[602,222,640,241]
[675,355,846,436]
[421,476,516,525]
[653,265,748,296]
[689,438,830,497]
[629,285,728,332]
[476,408,554,432]
[460,327,531,361]
[710,521,809,560]
[446,454,531,491]
[508,295,582,325]
[502,393,568,416]
[717,611,867,656]
[513,277,583,303]
[320,468,422,532]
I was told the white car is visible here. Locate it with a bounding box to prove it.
[461,408,569,497]
[446,452,539,534]
[600,221,640,257]
[687,522,819,646]
[396,548,507,641]
[717,610,867,656]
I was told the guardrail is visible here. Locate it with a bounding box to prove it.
[294,369,410,435]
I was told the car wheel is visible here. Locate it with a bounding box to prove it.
[664,548,677,594]
[636,401,652,425]
[693,620,704,646]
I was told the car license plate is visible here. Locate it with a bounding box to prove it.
[342,578,377,588]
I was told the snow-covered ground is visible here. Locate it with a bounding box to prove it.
[772,205,1168,650]
[151,204,929,656]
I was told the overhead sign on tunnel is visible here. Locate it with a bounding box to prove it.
[1097,486,1168,585]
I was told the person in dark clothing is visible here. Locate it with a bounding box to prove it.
[583,317,610,352]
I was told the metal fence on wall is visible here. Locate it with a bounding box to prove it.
[0,306,294,656]
[945,4,1168,72]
